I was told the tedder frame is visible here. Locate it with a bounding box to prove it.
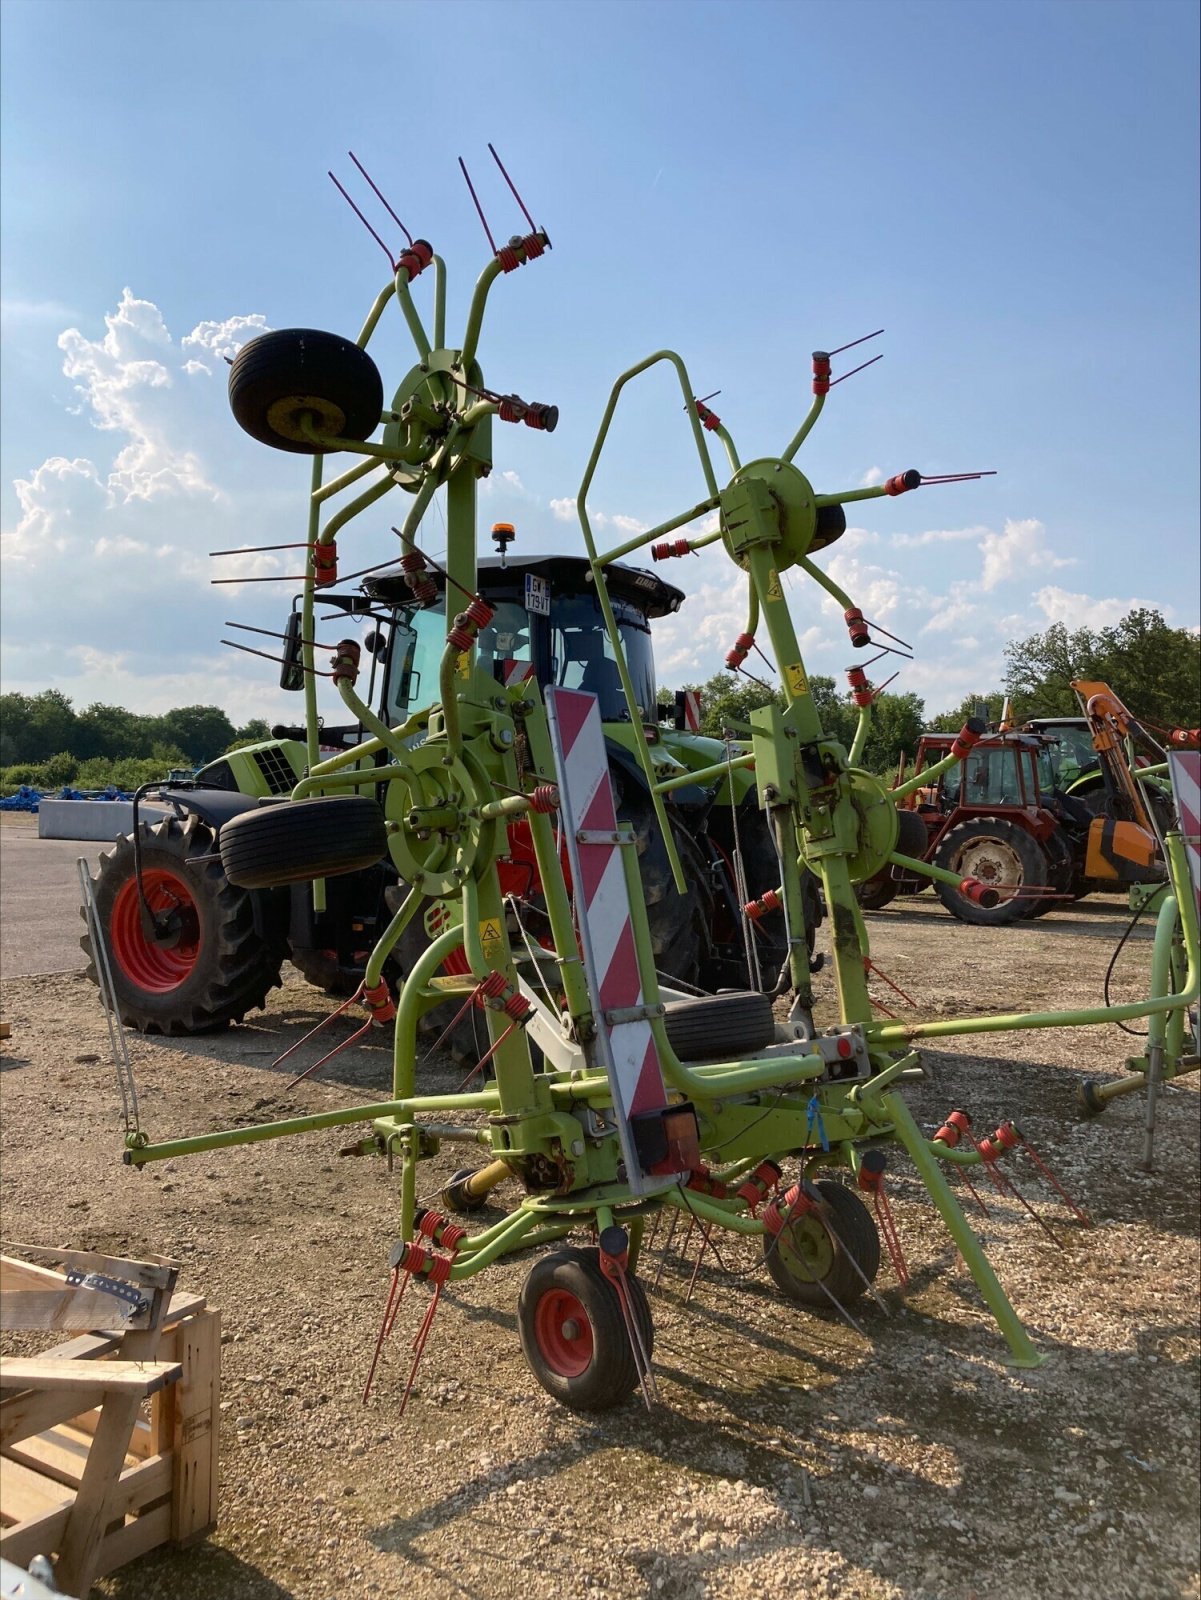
[116,155,1200,1408]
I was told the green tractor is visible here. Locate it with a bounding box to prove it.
[83,546,818,1037]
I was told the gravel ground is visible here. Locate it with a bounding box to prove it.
[1,892,1198,1600]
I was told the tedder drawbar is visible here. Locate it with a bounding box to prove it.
[115,151,1201,1411]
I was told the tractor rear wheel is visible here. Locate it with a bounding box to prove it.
[518,1247,653,1411]
[81,815,283,1035]
[933,818,1047,925]
[610,776,714,991]
[228,328,384,455]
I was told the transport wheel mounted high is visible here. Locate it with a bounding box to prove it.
[219,796,388,890]
[82,815,283,1035]
[764,1179,881,1310]
[228,328,384,455]
[518,1247,654,1411]
[663,990,775,1062]
[933,818,1047,926]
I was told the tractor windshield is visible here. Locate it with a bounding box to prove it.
[550,592,656,721]
[383,605,446,723]
[960,746,1032,807]
[1040,726,1100,789]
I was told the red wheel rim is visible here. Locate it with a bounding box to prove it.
[110,870,202,992]
[533,1288,594,1377]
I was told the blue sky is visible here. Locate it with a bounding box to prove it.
[2,0,1197,728]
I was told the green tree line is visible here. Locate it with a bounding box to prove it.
[0,690,271,793]
[680,607,1199,771]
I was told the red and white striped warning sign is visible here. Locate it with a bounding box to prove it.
[681,690,702,732]
[1168,752,1200,921]
[546,687,671,1193]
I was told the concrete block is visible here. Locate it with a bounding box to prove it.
[37,800,171,843]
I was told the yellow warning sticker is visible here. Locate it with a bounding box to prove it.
[765,569,783,601]
[458,651,471,679]
[478,918,504,962]
[785,662,809,696]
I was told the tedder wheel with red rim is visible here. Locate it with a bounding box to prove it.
[517,1246,654,1411]
[82,814,283,1035]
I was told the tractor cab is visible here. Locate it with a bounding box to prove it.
[361,554,685,730]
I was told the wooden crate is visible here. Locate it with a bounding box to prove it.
[1,1256,219,1595]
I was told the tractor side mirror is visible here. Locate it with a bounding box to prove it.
[280,611,305,692]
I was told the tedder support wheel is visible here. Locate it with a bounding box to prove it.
[764,1180,881,1311]
[663,991,775,1062]
[82,815,283,1035]
[228,328,384,455]
[518,1247,654,1411]
[932,818,1047,925]
[219,796,388,889]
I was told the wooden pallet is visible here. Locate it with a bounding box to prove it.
[0,1247,219,1596]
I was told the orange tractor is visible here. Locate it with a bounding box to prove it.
[857,682,1189,923]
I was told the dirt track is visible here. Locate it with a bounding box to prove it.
[1,876,1198,1600]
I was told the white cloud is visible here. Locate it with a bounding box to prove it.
[548,496,646,535]
[979,517,1074,591]
[56,287,216,502]
[182,313,270,363]
[3,457,108,563]
[183,359,211,377]
[1033,585,1163,630]
[892,525,987,550]
[859,466,884,488]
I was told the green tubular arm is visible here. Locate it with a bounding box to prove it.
[848,702,872,767]
[299,417,399,461]
[302,457,324,780]
[576,351,722,895]
[814,485,889,508]
[711,418,741,473]
[886,848,983,893]
[432,256,447,348]
[364,886,422,989]
[312,455,383,504]
[392,922,477,1098]
[436,635,465,756]
[657,751,755,795]
[123,1087,501,1167]
[299,710,429,785]
[316,469,397,545]
[868,873,1197,1049]
[460,256,503,374]
[335,674,416,763]
[460,878,489,975]
[597,493,721,566]
[394,265,432,361]
[357,281,397,347]
[891,744,972,802]
[796,553,854,610]
[781,391,827,463]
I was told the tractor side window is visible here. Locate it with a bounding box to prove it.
[384,603,446,722]
[549,593,655,721]
[962,748,1022,806]
[475,601,534,688]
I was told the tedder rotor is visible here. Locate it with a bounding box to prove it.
[116,151,1201,1412]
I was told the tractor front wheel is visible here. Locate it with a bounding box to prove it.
[932,818,1047,925]
[518,1247,653,1411]
[82,815,284,1034]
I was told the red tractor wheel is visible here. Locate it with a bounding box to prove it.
[932,818,1048,925]
[518,1247,653,1411]
[82,815,284,1034]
